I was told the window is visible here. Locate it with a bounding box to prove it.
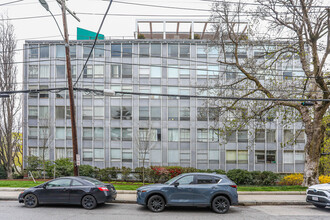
[196,175,214,184]
[39,65,50,78]
[168,65,179,78]
[226,130,236,142]
[29,85,38,98]
[197,45,207,58]
[29,65,38,78]
[139,107,149,120]
[56,45,65,58]
[151,44,161,56]
[29,44,38,58]
[83,127,92,140]
[28,127,38,139]
[39,127,49,139]
[197,65,207,78]
[168,107,178,121]
[122,150,132,162]
[139,66,150,78]
[151,107,161,121]
[94,65,104,78]
[111,106,121,119]
[284,129,294,143]
[238,150,248,164]
[55,106,65,119]
[83,45,93,58]
[70,45,76,58]
[94,148,104,160]
[238,130,248,142]
[28,106,38,119]
[255,129,265,142]
[267,150,276,163]
[168,150,179,163]
[55,148,65,159]
[267,130,276,143]
[56,90,65,99]
[122,106,132,120]
[284,151,294,163]
[122,128,132,141]
[176,175,194,185]
[66,128,72,139]
[111,44,121,57]
[139,44,149,57]
[111,65,121,78]
[180,44,190,58]
[283,71,293,80]
[197,107,208,121]
[56,127,65,139]
[209,130,219,142]
[94,44,104,58]
[56,65,66,79]
[295,151,305,163]
[94,106,104,119]
[296,130,305,143]
[47,179,71,188]
[168,44,178,57]
[71,180,84,186]
[226,150,236,163]
[179,88,190,99]
[40,45,49,58]
[111,128,121,141]
[255,150,265,163]
[122,44,132,57]
[66,148,73,158]
[168,129,179,142]
[180,65,190,78]
[209,108,218,121]
[122,64,132,78]
[150,66,161,78]
[111,149,121,160]
[83,65,93,78]
[82,106,93,120]
[197,129,208,142]
[94,127,104,140]
[180,107,190,121]
[39,106,49,119]
[209,150,219,162]
[180,129,190,142]
[83,150,92,161]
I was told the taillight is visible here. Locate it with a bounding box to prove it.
[230,185,237,189]
[98,187,109,192]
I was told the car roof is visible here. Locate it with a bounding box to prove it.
[180,173,225,178]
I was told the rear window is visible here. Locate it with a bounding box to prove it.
[196,175,214,184]
[79,177,103,185]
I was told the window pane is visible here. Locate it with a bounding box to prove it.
[255,150,265,163]
[122,106,132,120]
[29,65,38,78]
[40,45,49,58]
[151,107,161,121]
[139,44,149,57]
[28,106,38,119]
[111,44,121,57]
[122,44,132,57]
[111,149,121,159]
[284,151,294,163]
[83,150,92,161]
[56,45,65,58]
[56,65,66,79]
[83,127,92,140]
[180,129,190,142]
[139,107,149,120]
[39,106,49,119]
[180,44,190,58]
[94,149,104,159]
[267,150,276,163]
[267,130,276,143]
[168,150,179,163]
[111,106,121,119]
[150,67,161,78]
[111,128,121,141]
[122,128,132,141]
[238,130,248,142]
[122,64,132,78]
[151,44,161,56]
[94,65,104,78]
[197,107,207,121]
[56,127,65,139]
[94,106,104,119]
[94,44,104,58]
[168,129,179,141]
[83,107,92,120]
[177,175,194,185]
[197,129,208,142]
[238,150,248,163]
[94,127,104,139]
[197,45,207,58]
[83,45,93,58]
[168,107,178,121]
[255,129,265,142]
[180,107,190,121]
[168,44,178,57]
[40,65,50,78]
[111,65,121,78]
[29,44,38,58]
[226,150,236,163]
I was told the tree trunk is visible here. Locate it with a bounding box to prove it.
[302,119,325,186]
[6,165,13,180]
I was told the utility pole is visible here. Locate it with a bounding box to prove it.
[60,0,79,176]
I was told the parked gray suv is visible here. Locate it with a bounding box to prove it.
[137,173,238,214]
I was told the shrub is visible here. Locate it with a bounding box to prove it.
[260,171,279,185]
[54,158,74,177]
[121,166,132,181]
[25,156,41,172]
[98,167,119,181]
[79,165,96,177]
[0,165,7,179]
[137,34,145,39]
[250,171,262,185]
[278,173,303,185]
[319,175,330,184]
[226,169,252,185]
[150,166,170,183]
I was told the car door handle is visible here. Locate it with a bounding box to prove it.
[62,188,68,191]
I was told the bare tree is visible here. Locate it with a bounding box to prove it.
[134,125,156,185]
[208,0,330,186]
[0,16,21,179]
[39,118,53,179]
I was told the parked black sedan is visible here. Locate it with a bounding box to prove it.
[18,176,117,209]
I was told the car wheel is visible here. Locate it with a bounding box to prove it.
[147,195,165,212]
[314,204,326,209]
[212,196,230,214]
[24,194,38,208]
[82,195,97,210]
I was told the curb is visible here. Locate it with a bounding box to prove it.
[238,201,309,206]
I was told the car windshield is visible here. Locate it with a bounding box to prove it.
[79,176,104,185]
[164,174,183,185]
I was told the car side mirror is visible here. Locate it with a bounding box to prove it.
[173,182,179,187]
[43,184,47,189]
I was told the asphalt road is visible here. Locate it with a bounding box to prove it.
[1,201,329,220]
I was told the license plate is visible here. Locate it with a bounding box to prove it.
[312,196,318,201]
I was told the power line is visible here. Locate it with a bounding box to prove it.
[74,0,114,87]
[2,86,329,103]
[0,0,23,7]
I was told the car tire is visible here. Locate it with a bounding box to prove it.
[81,195,97,210]
[314,204,326,209]
[24,194,38,208]
[147,195,165,212]
[212,196,230,214]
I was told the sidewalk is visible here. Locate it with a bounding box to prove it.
[0,188,308,206]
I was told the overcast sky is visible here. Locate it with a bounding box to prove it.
[0,0,220,84]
